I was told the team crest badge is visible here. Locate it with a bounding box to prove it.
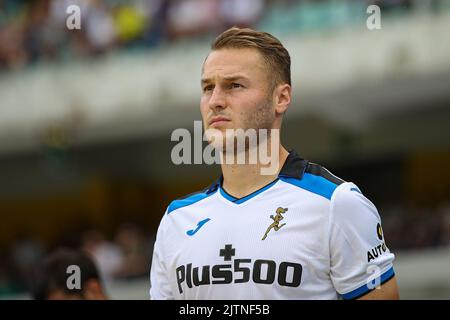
[262,207,288,240]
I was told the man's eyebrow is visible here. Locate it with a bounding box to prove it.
[223,75,249,81]
[201,75,249,85]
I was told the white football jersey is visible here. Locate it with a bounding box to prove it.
[150,150,395,300]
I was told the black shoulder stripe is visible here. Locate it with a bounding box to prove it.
[305,163,345,186]
[176,178,220,201]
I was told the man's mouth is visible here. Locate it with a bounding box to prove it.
[209,116,231,127]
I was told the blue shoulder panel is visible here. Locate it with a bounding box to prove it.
[167,191,215,214]
[280,172,339,200]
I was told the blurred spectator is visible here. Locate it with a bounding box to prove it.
[166,0,219,40]
[30,248,107,299]
[10,236,45,290]
[84,0,117,55]
[140,0,168,47]
[113,223,151,279]
[81,229,123,284]
[0,20,28,69]
[438,202,450,246]
[382,202,450,250]
[372,0,413,11]
[218,0,264,29]
[113,3,146,45]
[0,251,21,297]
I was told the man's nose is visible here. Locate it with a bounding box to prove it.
[208,87,227,110]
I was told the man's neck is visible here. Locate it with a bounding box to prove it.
[220,144,289,199]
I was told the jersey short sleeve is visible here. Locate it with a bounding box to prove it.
[150,209,174,300]
[329,182,395,299]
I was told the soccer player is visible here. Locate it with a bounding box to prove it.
[150,27,399,299]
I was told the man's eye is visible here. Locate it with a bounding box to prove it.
[203,85,214,92]
[230,83,242,89]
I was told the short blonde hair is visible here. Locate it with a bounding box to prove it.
[211,27,291,91]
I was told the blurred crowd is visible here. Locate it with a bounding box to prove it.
[382,201,450,250]
[0,222,154,297]
[0,0,266,71]
[0,0,429,71]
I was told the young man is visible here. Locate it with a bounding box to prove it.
[150,27,399,300]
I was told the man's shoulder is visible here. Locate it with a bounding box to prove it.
[304,162,346,186]
[166,179,220,214]
[280,160,347,201]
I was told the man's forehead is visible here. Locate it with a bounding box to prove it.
[202,48,265,78]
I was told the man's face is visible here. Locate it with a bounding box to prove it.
[200,48,275,138]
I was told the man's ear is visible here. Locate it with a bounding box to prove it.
[84,279,107,300]
[274,84,291,116]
